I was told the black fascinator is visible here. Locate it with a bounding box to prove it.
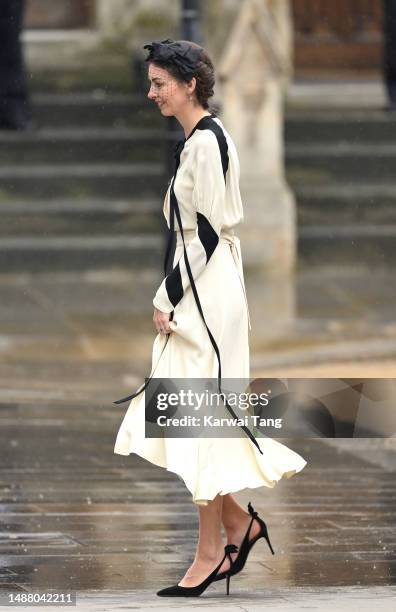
[143,38,201,81]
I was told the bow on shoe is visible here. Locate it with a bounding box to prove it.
[247,501,258,519]
[224,543,239,555]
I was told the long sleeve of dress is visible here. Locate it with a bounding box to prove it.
[153,131,226,313]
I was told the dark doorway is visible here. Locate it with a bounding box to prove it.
[292,0,384,74]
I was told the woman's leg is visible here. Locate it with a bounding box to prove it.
[178,493,231,587]
[221,494,262,558]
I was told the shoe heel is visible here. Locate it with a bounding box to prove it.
[226,573,231,596]
[263,529,275,555]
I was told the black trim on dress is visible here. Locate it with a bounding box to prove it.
[197,212,219,262]
[165,262,183,307]
[114,114,264,456]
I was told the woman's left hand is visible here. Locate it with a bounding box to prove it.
[153,307,172,335]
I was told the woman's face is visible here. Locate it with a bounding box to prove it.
[147,63,194,116]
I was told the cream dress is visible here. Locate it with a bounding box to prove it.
[114,115,307,505]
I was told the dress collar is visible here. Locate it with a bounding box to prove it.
[173,113,216,159]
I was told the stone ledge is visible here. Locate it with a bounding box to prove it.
[23,29,100,43]
[286,79,387,109]
[21,29,131,78]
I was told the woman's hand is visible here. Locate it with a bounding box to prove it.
[153,307,172,335]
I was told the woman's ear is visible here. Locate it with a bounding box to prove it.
[187,76,197,95]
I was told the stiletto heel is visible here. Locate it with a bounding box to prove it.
[156,543,238,597]
[214,500,275,581]
[263,528,275,555]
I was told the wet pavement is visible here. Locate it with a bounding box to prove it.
[0,263,395,410]
[0,266,395,610]
[0,399,395,609]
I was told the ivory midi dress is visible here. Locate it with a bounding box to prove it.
[114,114,307,505]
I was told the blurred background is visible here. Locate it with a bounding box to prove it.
[1,0,395,407]
[0,1,395,601]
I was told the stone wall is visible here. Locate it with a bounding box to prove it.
[95,0,178,51]
[24,0,93,29]
[23,0,247,71]
[23,0,179,72]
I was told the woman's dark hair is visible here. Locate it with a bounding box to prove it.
[149,40,216,111]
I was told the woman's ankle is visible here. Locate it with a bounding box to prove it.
[222,509,250,532]
[194,552,222,565]
[195,541,224,563]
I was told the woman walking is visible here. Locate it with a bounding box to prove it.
[114,38,307,597]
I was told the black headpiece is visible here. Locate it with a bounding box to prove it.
[143,38,201,81]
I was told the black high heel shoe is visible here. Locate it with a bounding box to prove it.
[156,543,238,597]
[214,500,275,581]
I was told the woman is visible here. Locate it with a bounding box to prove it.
[114,39,307,597]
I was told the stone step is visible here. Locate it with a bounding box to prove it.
[0,163,166,199]
[2,192,393,233]
[30,93,160,128]
[1,225,393,271]
[285,79,387,111]
[0,198,162,236]
[285,143,396,183]
[294,184,396,225]
[26,57,135,94]
[0,128,171,164]
[285,110,396,143]
[1,202,394,268]
[0,234,162,272]
[298,224,396,267]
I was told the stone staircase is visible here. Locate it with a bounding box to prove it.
[0,91,170,272]
[285,108,396,267]
[1,83,396,272]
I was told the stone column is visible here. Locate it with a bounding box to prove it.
[217,0,295,272]
[216,0,296,345]
[95,0,178,49]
